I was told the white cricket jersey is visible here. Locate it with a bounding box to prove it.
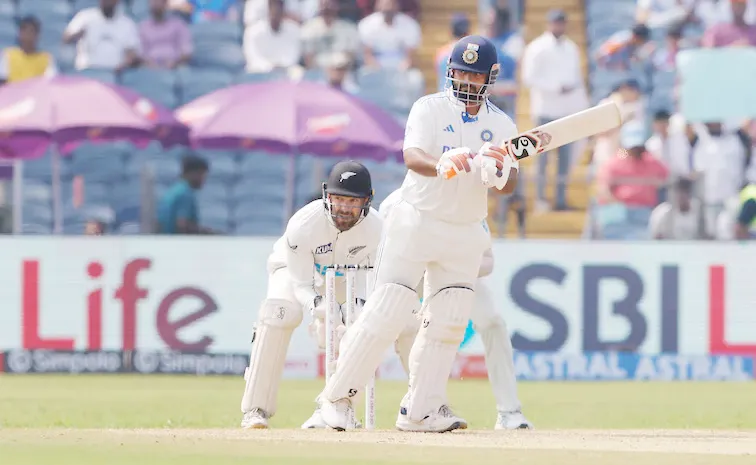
[380,187,493,245]
[401,91,518,224]
[267,200,383,307]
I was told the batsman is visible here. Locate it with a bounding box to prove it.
[319,35,521,432]
[240,160,382,429]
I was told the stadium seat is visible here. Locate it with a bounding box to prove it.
[117,222,141,234]
[0,18,15,47]
[73,0,100,12]
[23,204,54,225]
[70,143,127,182]
[234,218,284,236]
[238,152,287,180]
[190,21,243,44]
[178,68,233,104]
[234,69,289,84]
[120,68,179,109]
[200,150,239,183]
[18,0,73,21]
[129,0,150,21]
[233,200,285,233]
[0,0,14,20]
[190,42,246,73]
[111,179,142,208]
[79,181,111,204]
[53,45,77,72]
[74,68,117,84]
[197,181,229,203]
[356,68,422,114]
[38,19,68,53]
[22,223,53,234]
[200,200,231,231]
[23,181,53,204]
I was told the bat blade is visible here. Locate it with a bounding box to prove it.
[502,102,622,160]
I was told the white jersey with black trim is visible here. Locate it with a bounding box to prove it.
[267,200,383,307]
[401,91,518,224]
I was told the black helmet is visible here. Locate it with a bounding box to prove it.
[322,160,373,227]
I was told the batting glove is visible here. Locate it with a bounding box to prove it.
[477,143,518,190]
[436,147,476,179]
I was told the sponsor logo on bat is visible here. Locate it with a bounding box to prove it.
[507,130,552,160]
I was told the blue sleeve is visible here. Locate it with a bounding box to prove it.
[737,199,756,226]
[174,192,196,222]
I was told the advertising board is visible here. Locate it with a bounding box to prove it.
[0,238,753,381]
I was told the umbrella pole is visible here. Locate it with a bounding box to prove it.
[284,152,296,227]
[12,159,23,234]
[52,146,62,234]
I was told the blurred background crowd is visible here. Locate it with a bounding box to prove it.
[0,0,754,241]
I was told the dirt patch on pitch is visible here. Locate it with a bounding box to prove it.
[66,429,756,456]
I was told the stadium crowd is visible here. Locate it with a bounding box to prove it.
[0,0,754,240]
[584,0,756,240]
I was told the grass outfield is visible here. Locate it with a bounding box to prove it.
[1,376,755,464]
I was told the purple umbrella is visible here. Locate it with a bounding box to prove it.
[0,75,188,160]
[0,75,189,234]
[175,80,404,161]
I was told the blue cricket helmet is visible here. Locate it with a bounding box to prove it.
[445,35,500,104]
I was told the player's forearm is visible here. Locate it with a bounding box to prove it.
[403,148,438,177]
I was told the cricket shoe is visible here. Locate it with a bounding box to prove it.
[494,410,533,430]
[395,405,468,433]
[301,407,328,429]
[320,399,355,431]
[241,408,269,429]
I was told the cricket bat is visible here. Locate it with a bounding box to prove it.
[501,101,621,161]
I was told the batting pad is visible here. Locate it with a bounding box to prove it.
[395,316,421,375]
[241,298,302,416]
[406,287,474,422]
[322,283,418,402]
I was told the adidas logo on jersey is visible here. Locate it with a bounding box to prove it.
[443,125,454,133]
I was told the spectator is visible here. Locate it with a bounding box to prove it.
[63,0,141,72]
[244,0,301,73]
[521,9,588,211]
[689,122,752,235]
[323,52,358,93]
[649,177,707,239]
[157,155,216,234]
[652,25,686,71]
[434,13,470,91]
[735,182,756,239]
[483,6,521,114]
[84,218,107,235]
[301,0,359,70]
[140,0,193,69]
[170,0,240,23]
[485,5,525,62]
[702,0,756,47]
[0,16,57,84]
[356,0,419,19]
[244,0,320,25]
[636,0,698,30]
[697,0,756,29]
[593,80,646,168]
[595,24,653,70]
[596,123,670,238]
[646,109,695,177]
[358,0,421,71]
